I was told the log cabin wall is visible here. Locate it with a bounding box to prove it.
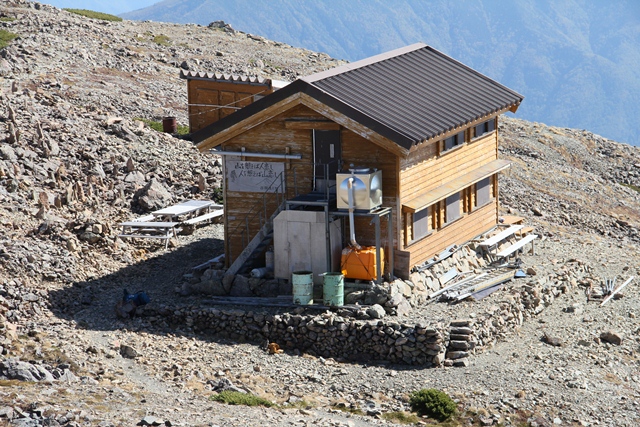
[395,119,501,277]
[187,79,274,133]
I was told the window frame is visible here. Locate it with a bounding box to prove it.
[440,131,465,154]
[472,118,496,140]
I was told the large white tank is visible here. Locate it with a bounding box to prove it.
[336,168,382,210]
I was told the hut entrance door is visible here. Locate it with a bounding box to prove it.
[313,129,341,194]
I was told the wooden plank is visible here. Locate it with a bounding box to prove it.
[181,210,224,225]
[479,225,524,248]
[120,221,178,228]
[496,234,538,258]
[439,268,459,286]
[501,215,524,225]
[284,121,341,130]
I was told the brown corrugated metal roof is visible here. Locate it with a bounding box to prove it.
[193,43,523,152]
[305,43,523,146]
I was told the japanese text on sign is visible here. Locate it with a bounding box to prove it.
[226,160,285,193]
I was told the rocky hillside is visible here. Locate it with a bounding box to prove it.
[122,0,640,146]
[1,1,640,426]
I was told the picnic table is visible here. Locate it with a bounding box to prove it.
[118,200,223,248]
[119,221,179,249]
[151,200,217,222]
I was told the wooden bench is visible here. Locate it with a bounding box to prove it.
[479,225,524,254]
[517,226,535,237]
[131,214,156,222]
[500,215,524,225]
[180,208,224,226]
[496,234,538,259]
[119,221,179,249]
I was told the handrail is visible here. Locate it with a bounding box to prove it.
[228,169,289,262]
[314,159,339,200]
[228,158,337,262]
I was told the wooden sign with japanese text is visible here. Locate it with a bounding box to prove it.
[225,160,285,193]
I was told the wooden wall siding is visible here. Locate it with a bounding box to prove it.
[340,129,400,249]
[399,131,498,204]
[221,105,339,264]
[187,80,273,133]
[399,201,498,276]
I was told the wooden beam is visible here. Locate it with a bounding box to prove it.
[284,120,341,130]
[196,93,302,151]
[299,93,410,158]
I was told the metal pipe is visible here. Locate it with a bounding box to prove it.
[209,149,302,160]
[347,177,361,250]
[312,130,317,192]
[601,276,634,306]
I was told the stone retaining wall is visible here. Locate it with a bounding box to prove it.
[137,267,581,366]
[165,240,589,366]
[139,306,447,366]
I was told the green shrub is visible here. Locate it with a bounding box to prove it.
[135,117,189,135]
[381,411,420,424]
[0,29,18,49]
[210,391,274,407]
[63,9,122,22]
[409,388,457,421]
[153,34,171,46]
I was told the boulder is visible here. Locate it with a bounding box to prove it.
[0,359,55,382]
[229,275,253,297]
[600,330,623,345]
[366,304,386,319]
[134,178,173,211]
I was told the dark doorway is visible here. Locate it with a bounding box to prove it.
[313,129,341,193]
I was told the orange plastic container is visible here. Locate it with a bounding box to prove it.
[341,246,384,280]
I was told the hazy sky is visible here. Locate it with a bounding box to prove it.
[43,0,159,15]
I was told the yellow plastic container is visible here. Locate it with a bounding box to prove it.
[341,246,384,281]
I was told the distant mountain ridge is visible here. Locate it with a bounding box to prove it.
[122,0,640,146]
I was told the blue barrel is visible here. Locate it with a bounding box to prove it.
[292,271,314,305]
[323,273,344,306]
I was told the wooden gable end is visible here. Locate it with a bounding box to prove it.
[195,91,408,158]
[217,103,403,267]
[187,79,273,133]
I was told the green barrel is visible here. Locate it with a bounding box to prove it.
[292,271,314,305]
[323,272,344,306]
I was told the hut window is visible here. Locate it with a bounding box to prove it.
[445,192,461,223]
[442,131,465,153]
[413,208,430,240]
[473,118,496,139]
[476,177,492,207]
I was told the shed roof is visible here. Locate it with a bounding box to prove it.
[180,70,289,89]
[193,43,523,152]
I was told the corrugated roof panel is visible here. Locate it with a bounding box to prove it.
[309,45,523,143]
[179,69,272,86]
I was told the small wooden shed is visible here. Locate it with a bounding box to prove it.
[180,70,288,133]
[191,43,523,280]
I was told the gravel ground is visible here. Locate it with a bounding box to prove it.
[2,2,640,427]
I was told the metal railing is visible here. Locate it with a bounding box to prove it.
[228,169,293,262]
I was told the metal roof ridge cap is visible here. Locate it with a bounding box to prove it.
[301,42,428,83]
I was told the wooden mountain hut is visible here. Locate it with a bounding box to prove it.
[190,43,523,281]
